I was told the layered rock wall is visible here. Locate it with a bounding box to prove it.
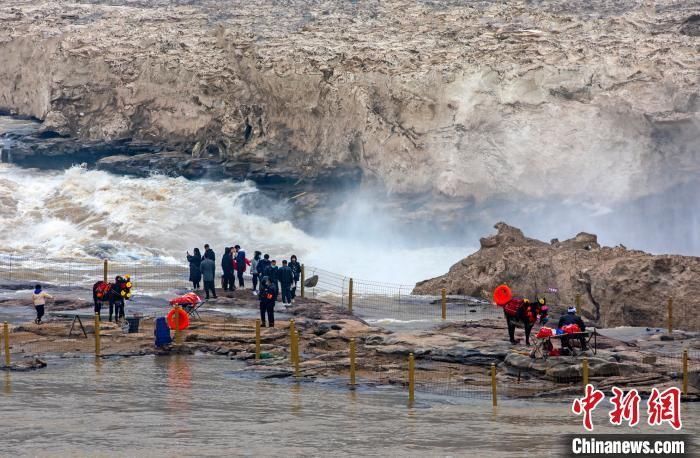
[0,0,698,201]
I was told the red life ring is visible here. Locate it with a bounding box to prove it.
[493,284,512,306]
[167,307,190,330]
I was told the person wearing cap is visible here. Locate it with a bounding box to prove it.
[32,284,53,325]
[558,306,588,351]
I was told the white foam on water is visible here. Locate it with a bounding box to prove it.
[0,163,472,284]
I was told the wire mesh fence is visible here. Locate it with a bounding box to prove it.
[0,254,190,295]
[0,255,694,332]
[302,265,501,323]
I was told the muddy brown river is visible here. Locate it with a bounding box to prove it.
[1,355,697,456]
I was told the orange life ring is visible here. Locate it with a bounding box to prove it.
[167,307,190,330]
[493,284,512,306]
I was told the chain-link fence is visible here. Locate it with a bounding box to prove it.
[302,265,501,323]
[0,255,694,332]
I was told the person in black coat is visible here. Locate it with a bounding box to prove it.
[279,260,294,305]
[256,254,270,296]
[289,255,301,299]
[258,276,276,327]
[234,245,247,288]
[558,306,588,351]
[187,248,202,289]
[204,244,216,261]
[263,259,280,299]
[221,247,235,291]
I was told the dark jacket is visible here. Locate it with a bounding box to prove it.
[279,266,294,286]
[257,259,271,275]
[263,265,279,284]
[259,284,276,307]
[289,261,301,282]
[204,248,216,261]
[235,250,246,271]
[200,258,216,282]
[222,252,234,273]
[558,313,585,331]
[187,254,202,282]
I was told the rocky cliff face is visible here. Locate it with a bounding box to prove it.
[413,222,700,331]
[0,0,698,206]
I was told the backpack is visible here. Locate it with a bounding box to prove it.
[154,317,172,347]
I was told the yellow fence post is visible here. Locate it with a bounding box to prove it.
[94,313,101,357]
[682,349,688,396]
[441,288,447,320]
[294,338,300,379]
[349,338,356,387]
[582,358,589,391]
[289,319,300,378]
[491,363,497,407]
[174,306,181,345]
[3,322,10,367]
[255,319,261,362]
[575,293,581,315]
[300,265,305,299]
[408,353,415,404]
[289,319,297,363]
[668,298,673,335]
[348,278,353,314]
[103,259,108,283]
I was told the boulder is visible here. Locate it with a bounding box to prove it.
[414,223,700,330]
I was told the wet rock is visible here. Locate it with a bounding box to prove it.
[3,357,47,371]
[363,335,385,345]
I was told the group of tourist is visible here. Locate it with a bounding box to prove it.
[187,244,302,328]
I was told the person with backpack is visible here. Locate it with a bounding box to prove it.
[258,276,276,327]
[279,260,294,306]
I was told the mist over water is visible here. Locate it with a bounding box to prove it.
[0,164,467,284]
[1,111,699,284]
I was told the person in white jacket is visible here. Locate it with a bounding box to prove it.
[32,284,53,325]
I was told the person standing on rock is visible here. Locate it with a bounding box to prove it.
[32,284,52,325]
[258,276,276,327]
[187,248,202,290]
[221,247,235,292]
[288,255,301,301]
[251,251,262,294]
[257,254,271,288]
[558,306,588,351]
[200,255,218,300]
[234,244,248,288]
[279,260,294,306]
[264,259,280,299]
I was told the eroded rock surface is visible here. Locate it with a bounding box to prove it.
[0,0,698,207]
[414,222,700,330]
